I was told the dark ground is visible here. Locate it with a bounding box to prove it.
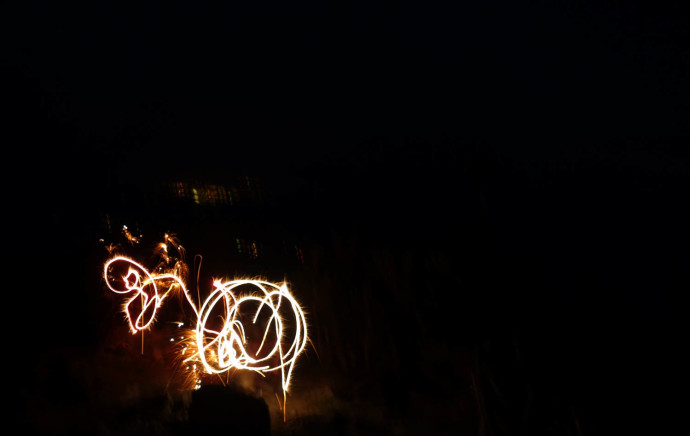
[3,1,689,435]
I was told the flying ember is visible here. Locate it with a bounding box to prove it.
[102,232,308,418]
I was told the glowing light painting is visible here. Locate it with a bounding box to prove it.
[103,232,308,419]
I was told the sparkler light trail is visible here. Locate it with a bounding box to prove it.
[103,256,195,333]
[196,279,307,395]
[102,232,308,418]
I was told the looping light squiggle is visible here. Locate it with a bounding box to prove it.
[103,256,197,333]
[197,280,307,394]
[103,240,308,412]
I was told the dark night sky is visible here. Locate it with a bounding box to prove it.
[3,1,689,434]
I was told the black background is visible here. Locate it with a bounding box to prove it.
[4,1,688,434]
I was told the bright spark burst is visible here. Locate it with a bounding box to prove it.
[103,234,308,417]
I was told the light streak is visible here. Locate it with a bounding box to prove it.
[195,279,307,395]
[102,234,308,418]
[103,256,196,333]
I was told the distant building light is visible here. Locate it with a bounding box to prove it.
[171,181,238,206]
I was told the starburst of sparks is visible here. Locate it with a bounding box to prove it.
[103,231,308,418]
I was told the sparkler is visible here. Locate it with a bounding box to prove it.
[196,279,307,394]
[103,232,308,419]
[103,256,195,333]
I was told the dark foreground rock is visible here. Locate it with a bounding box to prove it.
[178,385,271,436]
